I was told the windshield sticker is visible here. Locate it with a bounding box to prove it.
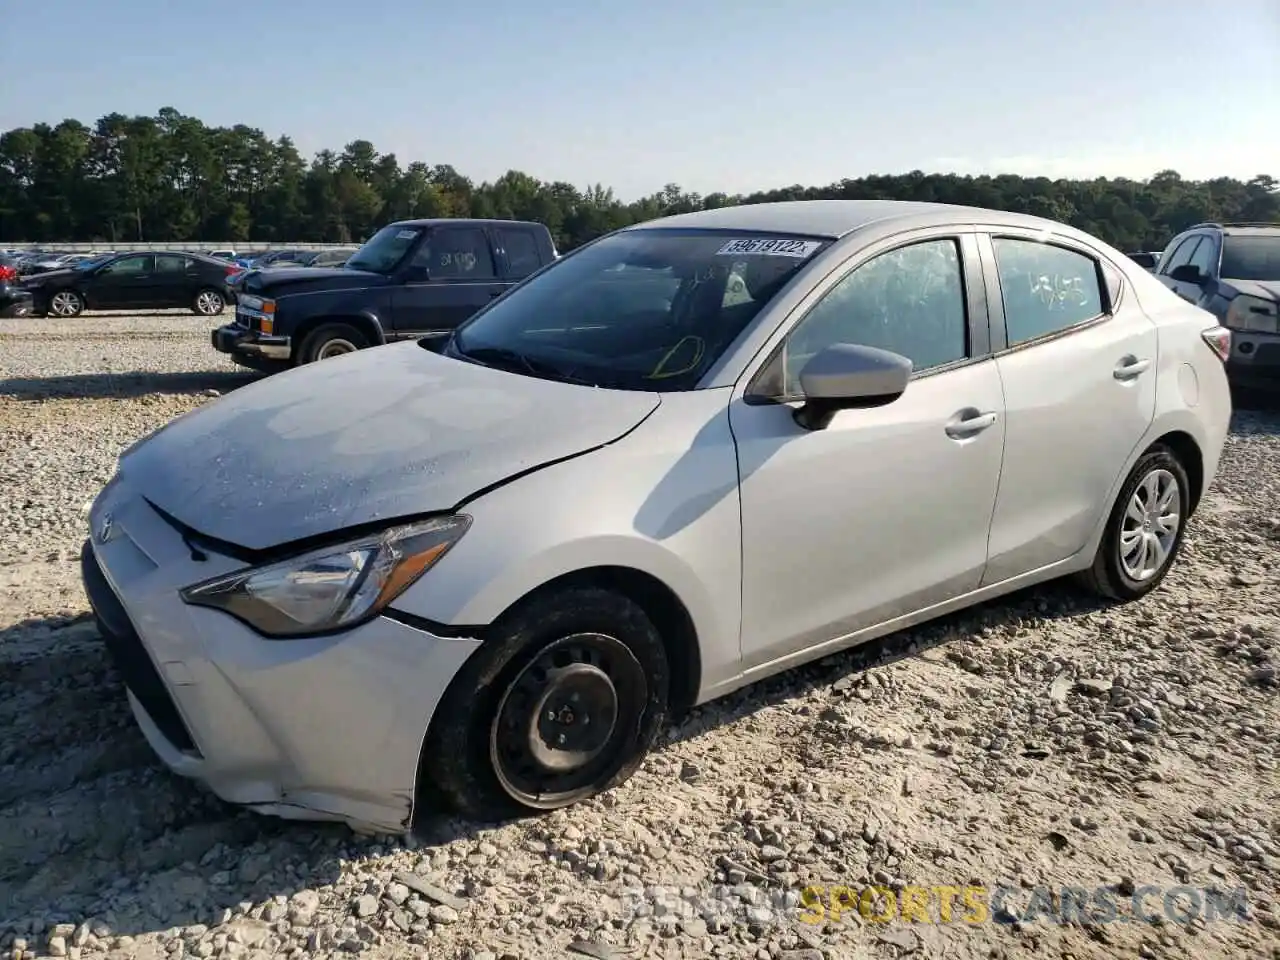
[396,230,418,240]
[716,238,822,258]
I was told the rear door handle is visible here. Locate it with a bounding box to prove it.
[1113,356,1152,380]
[945,409,999,439]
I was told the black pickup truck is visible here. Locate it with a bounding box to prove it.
[212,218,557,369]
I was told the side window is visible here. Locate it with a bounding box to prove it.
[778,238,968,396]
[155,255,187,273]
[992,239,1105,346]
[1159,236,1201,276]
[496,228,543,279]
[1188,236,1219,277]
[413,228,496,280]
[101,255,152,276]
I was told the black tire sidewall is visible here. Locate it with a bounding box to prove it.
[1100,447,1190,599]
[421,587,670,822]
[300,322,368,364]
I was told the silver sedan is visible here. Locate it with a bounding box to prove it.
[81,200,1233,833]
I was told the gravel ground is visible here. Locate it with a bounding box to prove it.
[2,312,1278,960]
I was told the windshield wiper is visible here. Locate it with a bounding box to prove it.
[458,345,592,385]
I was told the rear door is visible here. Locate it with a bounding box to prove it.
[979,231,1157,584]
[390,225,506,339]
[154,254,193,307]
[88,254,156,309]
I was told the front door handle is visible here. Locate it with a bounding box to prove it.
[1113,356,1152,380]
[489,290,503,299]
[945,409,999,439]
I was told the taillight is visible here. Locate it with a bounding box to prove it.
[1201,325,1231,362]
[225,264,239,276]
[0,265,16,282]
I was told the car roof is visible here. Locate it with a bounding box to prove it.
[390,218,546,229]
[622,199,1064,239]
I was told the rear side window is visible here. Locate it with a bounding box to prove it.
[156,255,188,273]
[496,228,543,279]
[992,239,1104,346]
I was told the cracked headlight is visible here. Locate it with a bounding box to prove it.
[180,516,470,637]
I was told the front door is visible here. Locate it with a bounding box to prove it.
[90,254,156,309]
[732,234,1006,670]
[391,226,508,339]
[980,232,1158,583]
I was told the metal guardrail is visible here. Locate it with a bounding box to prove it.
[0,242,360,254]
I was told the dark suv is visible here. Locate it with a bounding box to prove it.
[1155,221,1280,392]
[212,219,557,369]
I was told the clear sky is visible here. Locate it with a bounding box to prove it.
[2,0,1277,200]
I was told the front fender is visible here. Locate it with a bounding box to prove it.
[389,390,745,700]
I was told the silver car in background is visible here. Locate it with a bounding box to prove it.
[81,200,1233,832]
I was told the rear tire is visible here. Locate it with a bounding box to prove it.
[1078,445,1190,601]
[419,587,670,823]
[298,322,369,364]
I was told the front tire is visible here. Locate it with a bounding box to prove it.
[48,289,84,317]
[420,587,670,822]
[298,322,369,364]
[1079,445,1191,601]
[193,288,225,316]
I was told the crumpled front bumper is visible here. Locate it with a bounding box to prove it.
[80,473,482,833]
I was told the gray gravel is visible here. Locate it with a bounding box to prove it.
[2,312,1278,960]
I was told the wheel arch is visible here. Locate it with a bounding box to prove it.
[479,565,703,718]
[292,313,387,360]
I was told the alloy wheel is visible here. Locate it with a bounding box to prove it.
[1118,468,1180,582]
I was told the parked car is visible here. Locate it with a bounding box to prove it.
[276,248,359,269]
[211,219,556,369]
[82,200,1233,833]
[0,259,34,317]
[1153,221,1280,392]
[23,250,241,317]
[207,249,237,261]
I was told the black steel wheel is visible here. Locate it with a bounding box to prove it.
[419,586,670,822]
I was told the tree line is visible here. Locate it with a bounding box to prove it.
[1,107,1276,254]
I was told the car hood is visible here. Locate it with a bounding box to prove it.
[1227,279,1280,302]
[243,266,385,297]
[119,341,661,552]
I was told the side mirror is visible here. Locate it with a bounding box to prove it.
[402,264,430,283]
[794,343,912,431]
[1168,263,1207,285]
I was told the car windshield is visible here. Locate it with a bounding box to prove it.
[346,225,422,274]
[444,229,830,391]
[75,256,106,271]
[1220,235,1280,282]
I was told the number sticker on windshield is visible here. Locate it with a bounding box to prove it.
[716,238,822,258]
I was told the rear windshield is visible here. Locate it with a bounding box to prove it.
[1220,235,1280,282]
[446,229,830,391]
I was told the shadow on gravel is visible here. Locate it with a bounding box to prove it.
[0,369,263,401]
[0,581,1114,940]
